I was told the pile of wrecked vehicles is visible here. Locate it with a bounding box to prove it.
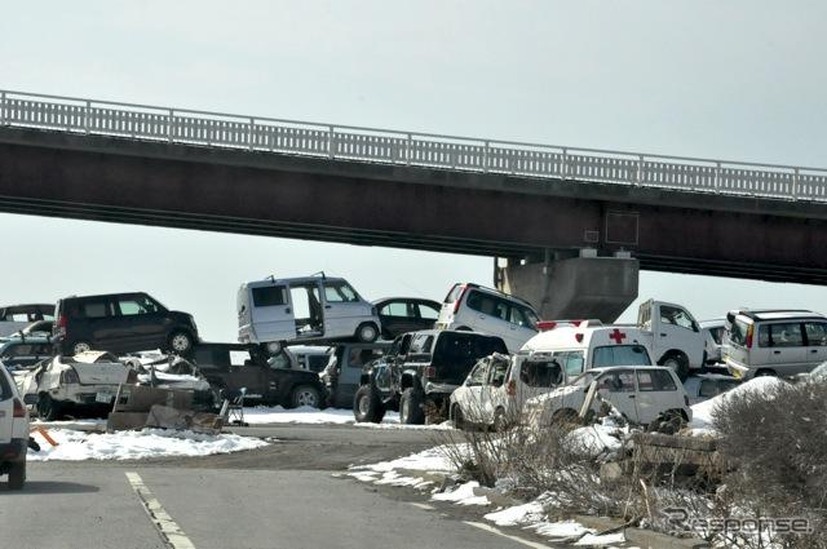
[14,342,327,431]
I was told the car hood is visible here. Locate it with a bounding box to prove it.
[525,384,583,406]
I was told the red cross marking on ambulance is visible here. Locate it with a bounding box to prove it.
[609,328,626,344]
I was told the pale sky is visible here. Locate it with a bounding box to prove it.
[2,1,827,340]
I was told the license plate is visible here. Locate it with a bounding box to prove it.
[95,391,113,404]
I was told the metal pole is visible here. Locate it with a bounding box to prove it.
[168,109,174,143]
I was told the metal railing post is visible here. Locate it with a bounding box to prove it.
[0,91,5,126]
[714,162,721,192]
[562,148,568,179]
[248,117,255,151]
[84,100,91,134]
[636,155,644,186]
[168,109,174,143]
[328,125,335,159]
[483,140,490,173]
[792,168,799,200]
[406,133,412,166]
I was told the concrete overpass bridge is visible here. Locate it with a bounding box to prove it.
[1,90,825,320]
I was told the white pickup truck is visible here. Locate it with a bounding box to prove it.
[636,299,706,380]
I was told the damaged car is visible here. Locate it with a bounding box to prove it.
[18,351,138,420]
[523,365,692,432]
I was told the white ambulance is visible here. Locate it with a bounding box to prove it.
[519,321,655,380]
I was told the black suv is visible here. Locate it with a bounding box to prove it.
[354,329,508,424]
[53,292,199,356]
[193,343,326,408]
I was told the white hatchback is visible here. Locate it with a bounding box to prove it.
[0,363,30,489]
[523,365,691,429]
[435,283,540,353]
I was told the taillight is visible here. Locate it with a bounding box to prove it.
[56,314,67,337]
[12,398,26,418]
[537,321,557,331]
[745,325,754,349]
[424,366,436,378]
[62,367,80,384]
[506,379,516,396]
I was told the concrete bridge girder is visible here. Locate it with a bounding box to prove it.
[499,255,640,322]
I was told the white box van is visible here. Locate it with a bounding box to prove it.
[237,273,381,354]
[722,309,827,379]
[435,282,540,353]
[520,322,655,377]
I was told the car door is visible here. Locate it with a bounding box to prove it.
[596,369,639,423]
[470,293,523,352]
[456,359,490,423]
[248,284,295,342]
[634,369,680,424]
[803,320,827,370]
[320,280,367,339]
[114,294,169,352]
[761,321,808,375]
[650,302,703,367]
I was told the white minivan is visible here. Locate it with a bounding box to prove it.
[238,273,382,354]
[723,309,827,379]
[435,283,540,353]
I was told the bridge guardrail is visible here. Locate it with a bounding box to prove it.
[1,89,825,202]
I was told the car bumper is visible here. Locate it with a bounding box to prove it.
[725,360,751,380]
[0,438,27,462]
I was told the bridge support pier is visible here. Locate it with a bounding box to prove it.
[497,252,639,322]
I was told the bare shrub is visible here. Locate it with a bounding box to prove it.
[712,380,827,549]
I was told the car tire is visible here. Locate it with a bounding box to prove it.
[648,409,687,435]
[399,387,425,425]
[355,322,379,343]
[71,341,92,355]
[168,331,194,355]
[451,404,466,431]
[353,385,385,423]
[659,352,690,382]
[264,341,283,356]
[551,408,580,429]
[290,385,322,409]
[493,407,510,432]
[37,393,63,421]
[8,459,25,490]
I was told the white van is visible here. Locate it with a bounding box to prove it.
[520,322,655,377]
[435,283,540,353]
[237,273,381,354]
[722,309,827,379]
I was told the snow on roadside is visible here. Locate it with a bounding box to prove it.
[29,427,267,461]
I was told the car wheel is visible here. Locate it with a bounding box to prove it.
[291,385,322,409]
[493,407,510,432]
[648,409,686,435]
[355,322,379,343]
[353,385,385,423]
[37,393,63,421]
[659,352,690,382]
[7,459,25,490]
[551,408,580,429]
[168,331,194,355]
[264,341,283,356]
[399,387,425,425]
[451,404,466,431]
[71,341,92,355]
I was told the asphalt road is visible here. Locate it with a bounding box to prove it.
[0,424,560,549]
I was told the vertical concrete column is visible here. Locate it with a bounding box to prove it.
[498,256,639,322]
